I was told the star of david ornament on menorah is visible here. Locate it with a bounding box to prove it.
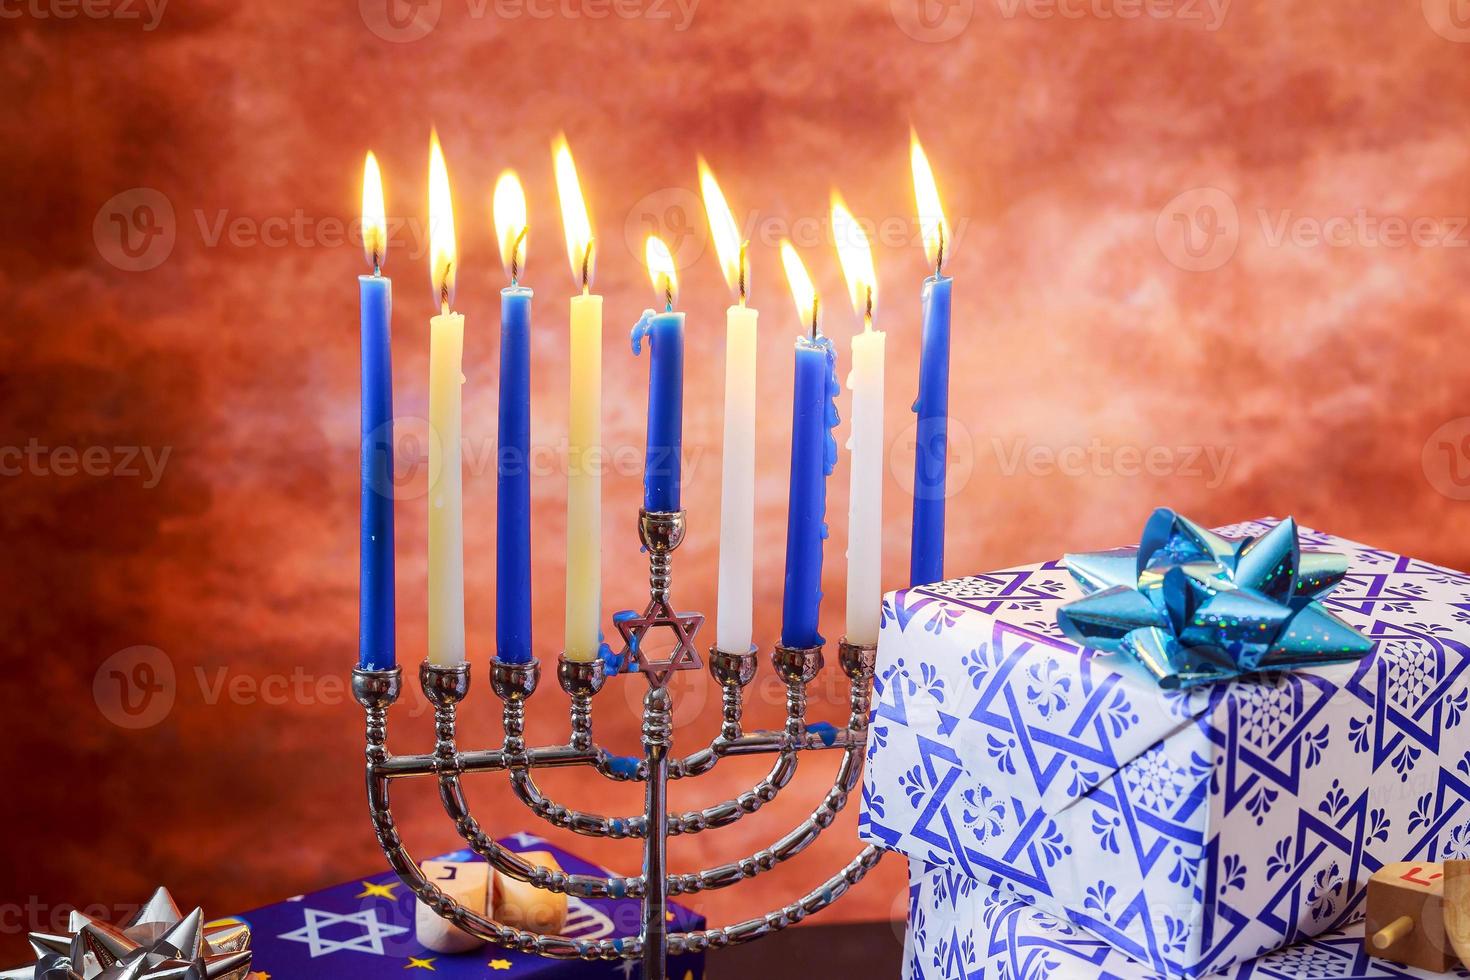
[352,507,885,979]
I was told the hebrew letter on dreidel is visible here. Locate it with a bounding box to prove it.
[415,860,490,954]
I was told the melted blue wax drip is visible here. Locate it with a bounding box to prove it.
[630,309,654,355]
[611,610,640,666]
[606,755,641,778]
[814,335,840,639]
[597,638,622,673]
[806,721,839,747]
[815,334,841,477]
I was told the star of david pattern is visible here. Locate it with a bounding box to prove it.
[279,907,410,957]
[902,857,1470,980]
[861,521,1470,978]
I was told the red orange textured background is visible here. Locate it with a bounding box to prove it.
[3,0,1470,964]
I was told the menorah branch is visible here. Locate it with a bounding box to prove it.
[507,649,802,839]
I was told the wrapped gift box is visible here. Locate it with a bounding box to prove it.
[903,857,1470,980]
[860,520,1470,977]
[223,834,705,978]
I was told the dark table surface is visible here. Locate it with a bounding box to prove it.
[706,921,905,978]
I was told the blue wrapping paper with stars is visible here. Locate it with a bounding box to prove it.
[222,835,704,978]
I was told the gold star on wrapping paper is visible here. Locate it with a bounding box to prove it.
[488,958,513,971]
[405,956,436,970]
[613,596,704,687]
[357,881,400,900]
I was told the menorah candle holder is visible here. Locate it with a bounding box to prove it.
[352,508,884,979]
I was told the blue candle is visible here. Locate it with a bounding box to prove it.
[780,333,840,650]
[359,272,395,670]
[358,151,394,671]
[910,272,952,586]
[632,236,685,513]
[496,283,534,664]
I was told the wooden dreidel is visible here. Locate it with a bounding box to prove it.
[1448,861,1470,968]
[1365,861,1458,972]
[494,850,568,935]
[415,860,490,954]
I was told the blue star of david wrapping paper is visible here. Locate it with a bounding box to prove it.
[859,520,1470,978]
[902,857,1470,980]
[223,834,705,978]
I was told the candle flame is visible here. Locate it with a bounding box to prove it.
[553,134,595,290]
[428,129,457,310]
[362,151,387,274]
[493,170,528,284]
[698,156,746,303]
[645,235,678,309]
[779,239,819,336]
[910,130,949,275]
[830,191,876,324]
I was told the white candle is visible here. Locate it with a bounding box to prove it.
[555,137,604,663]
[846,325,885,646]
[428,309,465,666]
[717,302,758,653]
[700,159,759,654]
[832,192,884,646]
[427,131,465,667]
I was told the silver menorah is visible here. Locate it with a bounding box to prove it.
[351,506,885,979]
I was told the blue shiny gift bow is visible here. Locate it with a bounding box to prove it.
[1055,509,1373,689]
